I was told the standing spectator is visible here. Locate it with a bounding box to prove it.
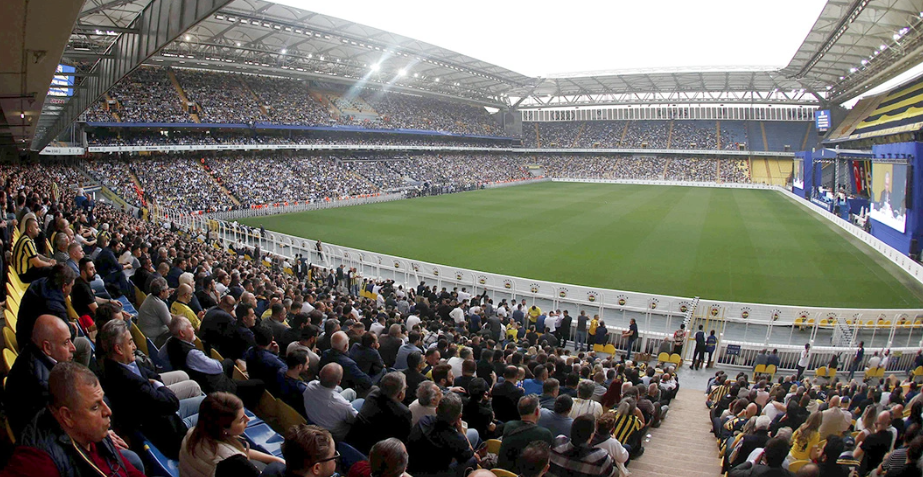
[692,325,706,370]
[575,311,588,352]
[797,343,811,380]
[621,319,638,361]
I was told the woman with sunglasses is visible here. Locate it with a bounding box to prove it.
[179,392,284,477]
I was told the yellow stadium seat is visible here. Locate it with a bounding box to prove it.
[794,318,805,326]
[276,398,306,433]
[765,364,777,379]
[5,309,17,332]
[6,300,18,320]
[233,366,248,381]
[210,348,224,361]
[283,267,294,276]
[130,322,148,356]
[754,364,766,375]
[670,353,682,365]
[64,297,79,321]
[3,348,16,372]
[806,318,815,326]
[493,470,517,477]
[815,366,827,378]
[828,368,837,379]
[255,390,279,431]
[658,352,671,364]
[193,336,204,351]
[819,319,829,327]
[912,366,923,378]
[244,254,252,261]
[486,439,502,455]
[134,285,147,306]
[604,344,616,355]
[593,344,604,352]
[3,327,18,354]
[6,284,22,303]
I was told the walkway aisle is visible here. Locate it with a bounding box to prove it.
[628,387,723,477]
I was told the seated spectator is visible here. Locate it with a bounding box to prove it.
[271,425,339,477]
[179,392,284,477]
[854,410,898,475]
[453,358,476,393]
[523,365,547,396]
[610,398,645,458]
[243,325,286,394]
[729,437,793,477]
[548,414,618,477]
[378,324,404,368]
[519,442,551,477]
[406,392,479,476]
[569,381,603,419]
[138,277,174,347]
[394,331,423,370]
[163,316,265,409]
[357,438,410,477]
[410,381,443,426]
[98,319,204,458]
[303,363,359,441]
[320,331,373,394]
[350,332,385,378]
[5,315,76,438]
[539,394,575,439]
[286,324,320,380]
[2,362,145,477]
[12,215,55,283]
[540,378,560,410]
[70,258,116,322]
[591,413,630,467]
[277,349,310,417]
[462,377,501,441]
[498,395,554,472]
[346,372,413,454]
[728,415,772,470]
[492,365,526,423]
[402,351,428,406]
[170,283,203,330]
[16,263,92,367]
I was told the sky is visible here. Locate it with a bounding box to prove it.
[266,0,828,77]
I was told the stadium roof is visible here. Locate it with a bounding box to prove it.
[21,0,923,151]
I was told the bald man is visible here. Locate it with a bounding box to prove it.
[818,395,850,439]
[303,363,359,440]
[170,283,202,329]
[5,315,77,437]
[318,330,372,393]
[854,410,897,474]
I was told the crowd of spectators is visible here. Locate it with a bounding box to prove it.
[0,163,686,477]
[175,69,265,124]
[88,67,192,123]
[86,131,513,149]
[132,157,237,212]
[522,120,761,151]
[710,352,923,477]
[244,76,331,126]
[362,93,505,137]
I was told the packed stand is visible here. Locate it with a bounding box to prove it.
[670,121,719,149]
[244,76,331,126]
[88,67,192,123]
[707,351,923,477]
[0,163,683,477]
[83,159,144,208]
[363,92,504,136]
[175,69,264,124]
[344,160,408,191]
[131,156,237,212]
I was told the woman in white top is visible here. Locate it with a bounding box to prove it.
[179,392,284,477]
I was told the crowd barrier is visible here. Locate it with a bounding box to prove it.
[159,177,923,375]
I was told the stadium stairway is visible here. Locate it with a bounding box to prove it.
[572,122,586,147]
[716,121,721,149]
[239,78,270,118]
[666,120,675,149]
[628,387,722,477]
[759,122,768,151]
[103,93,122,122]
[534,123,541,148]
[167,68,201,123]
[197,162,242,207]
[620,121,631,146]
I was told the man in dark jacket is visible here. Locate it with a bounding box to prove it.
[346,371,413,455]
[559,310,573,348]
[2,362,146,477]
[377,324,404,368]
[349,332,385,378]
[243,325,286,395]
[98,319,203,459]
[728,437,794,477]
[497,395,554,472]
[406,393,478,475]
[16,264,76,350]
[491,366,525,423]
[319,331,372,394]
[5,315,75,438]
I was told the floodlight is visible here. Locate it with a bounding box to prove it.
[849,67,857,73]
[435,77,440,82]
[371,63,380,71]
[398,69,406,76]
[281,49,287,54]
[319,55,324,60]
[861,59,868,65]
[185,35,191,41]
[236,42,241,47]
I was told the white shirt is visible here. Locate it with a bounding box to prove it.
[867,356,881,369]
[798,349,810,368]
[594,437,629,464]
[450,307,465,324]
[302,381,357,441]
[457,291,471,302]
[497,306,508,318]
[880,356,890,369]
[448,356,465,379]
[544,314,556,333]
[406,315,421,331]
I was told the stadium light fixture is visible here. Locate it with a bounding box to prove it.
[236,42,241,47]
[435,77,440,82]
[861,59,868,65]
[398,69,406,76]
[185,35,191,41]
[307,53,313,58]
[371,63,380,71]
[413,73,418,78]
[849,67,857,73]
[281,49,287,54]
[319,55,324,60]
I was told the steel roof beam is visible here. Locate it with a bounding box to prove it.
[34,0,235,150]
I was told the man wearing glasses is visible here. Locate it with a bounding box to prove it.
[273,425,340,477]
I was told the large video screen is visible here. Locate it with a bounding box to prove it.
[793,159,804,190]
[869,162,908,233]
[49,64,74,97]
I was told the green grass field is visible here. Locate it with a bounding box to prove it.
[241,183,923,308]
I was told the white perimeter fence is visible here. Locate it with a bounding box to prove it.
[160,178,923,375]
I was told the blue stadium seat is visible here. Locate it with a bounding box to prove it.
[337,441,367,474]
[143,440,180,477]
[243,421,284,457]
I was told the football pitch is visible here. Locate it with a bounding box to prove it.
[241,182,923,308]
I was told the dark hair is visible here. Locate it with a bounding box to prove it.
[282,424,334,472]
[369,438,408,477]
[517,394,540,417]
[553,394,574,414]
[187,393,246,459]
[543,378,560,395]
[406,351,423,370]
[50,263,76,289]
[432,364,452,384]
[468,377,488,398]
[286,349,309,369]
[253,325,274,347]
[571,415,596,444]
[519,442,551,477]
[236,303,254,321]
[763,437,791,468]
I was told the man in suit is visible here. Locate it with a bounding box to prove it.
[491,366,525,423]
[99,319,203,458]
[378,324,404,368]
[346,372,413,455]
